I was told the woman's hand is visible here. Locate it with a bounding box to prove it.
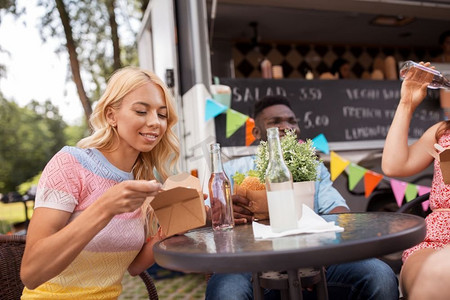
[400,61,434,111]
[98,180,162,217]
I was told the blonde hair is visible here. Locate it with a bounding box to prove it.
[77,66,180,238]
[77,66,180,181]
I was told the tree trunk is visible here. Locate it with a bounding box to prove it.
[55,0,92,122]
[106,0,121,70]
[140,0,149,14]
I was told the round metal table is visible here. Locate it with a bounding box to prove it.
[154,212,426,299]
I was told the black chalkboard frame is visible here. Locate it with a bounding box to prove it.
[214,78,442,151]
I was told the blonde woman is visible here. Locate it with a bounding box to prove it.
[20,66,179,299]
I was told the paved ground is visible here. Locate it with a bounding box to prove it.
[120,272,207,299]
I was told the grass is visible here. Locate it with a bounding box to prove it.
[119,272,207,299]
[0,201,34,234]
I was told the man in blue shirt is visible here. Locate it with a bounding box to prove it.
[205,95,399,299]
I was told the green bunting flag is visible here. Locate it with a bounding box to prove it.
[347,163,366,191]
[226,108,248,138]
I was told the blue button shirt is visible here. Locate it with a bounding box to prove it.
[223,155,348,215]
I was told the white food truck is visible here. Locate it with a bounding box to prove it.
[137,0,450,211]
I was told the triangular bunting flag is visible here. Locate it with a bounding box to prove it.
[330,151,350,181]
[226,108,249,138]
[364,170,383,198]
[312,133,329,154]
[417,185,431,196]
[422,200,430,211]
[347,163,366,191]
[390,179,408,208]
[245,118,255,146]
[205,98,227,121]
[405,183,418,202]
[417,185,431,211]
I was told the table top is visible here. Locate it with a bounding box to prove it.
[154,212,426,273]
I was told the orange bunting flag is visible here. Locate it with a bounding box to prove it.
[245,118,256,146]
[364,170,383,198]
[330,151,350,181]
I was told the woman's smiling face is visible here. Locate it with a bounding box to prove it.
[106,81,168,155]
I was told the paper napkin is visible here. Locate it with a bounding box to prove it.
[252,204,344,239]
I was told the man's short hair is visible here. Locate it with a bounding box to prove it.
[253,95,292,119]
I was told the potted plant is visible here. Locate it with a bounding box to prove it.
[256,129,320,212]
[255,129,319,183]
[233,129,321,219]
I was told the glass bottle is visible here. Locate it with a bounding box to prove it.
[261,58,272,79]
[265,127,299,232]
[208,143,234,231]
[399,60,450,89]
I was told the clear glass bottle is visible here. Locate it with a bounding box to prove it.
[208,143,234,231]
[399,60,450,89]
[261,58,272,79]
[265,127,299,232]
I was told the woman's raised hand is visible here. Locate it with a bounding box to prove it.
[400,61,434,111]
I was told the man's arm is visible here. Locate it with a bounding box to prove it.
[328,206,349,214]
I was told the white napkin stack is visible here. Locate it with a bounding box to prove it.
[252,204,344,239]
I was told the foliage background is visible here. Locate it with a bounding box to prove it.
[0,0,146,193]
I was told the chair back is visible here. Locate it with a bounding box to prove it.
[396,192,430,214]
[0,234,26,300]
[139,270,159,300]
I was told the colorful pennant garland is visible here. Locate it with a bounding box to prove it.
[205,97,431,211]
[226,108,249,138]
[364,170,383,198]
[205,97,333,152]
[245,118,256,146]
[205,98,227,121]
[312,133,330,154]
[330,151,431,211]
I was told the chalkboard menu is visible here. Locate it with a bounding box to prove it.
[214,78,442,150]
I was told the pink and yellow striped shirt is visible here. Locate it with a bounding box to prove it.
[22,146,145,299]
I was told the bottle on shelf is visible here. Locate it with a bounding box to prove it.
[399,60,450,89]
[208,143,234,231]
[265,127,299,232]
[261,58,273,79]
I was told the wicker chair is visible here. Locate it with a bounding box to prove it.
[0,234,26,300]
[0,234,159,300]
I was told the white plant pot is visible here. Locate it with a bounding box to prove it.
[293,181,315,218]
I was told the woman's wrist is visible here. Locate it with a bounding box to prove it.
[146,226,164,243]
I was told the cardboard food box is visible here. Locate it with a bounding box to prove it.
[150,173,206,236]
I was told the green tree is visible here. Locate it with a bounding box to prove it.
[36,0,147,122]
[0,94,67,193]
[64,122,90,146]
